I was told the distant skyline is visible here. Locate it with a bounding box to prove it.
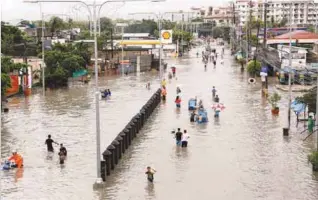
[1,0,225,24]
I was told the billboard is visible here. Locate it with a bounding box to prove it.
[161,30,173,44]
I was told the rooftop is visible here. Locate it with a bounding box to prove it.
[273,30,318,40]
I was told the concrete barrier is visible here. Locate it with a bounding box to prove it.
[100,88,161,181]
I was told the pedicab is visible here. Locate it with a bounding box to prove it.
[188,98,197,110]
[197,108,208,123]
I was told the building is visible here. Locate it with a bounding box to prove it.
[235,0,263,26]
[235,0,318,27]
[203,6,234,26]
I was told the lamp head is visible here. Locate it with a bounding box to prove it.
[23,0,39,3]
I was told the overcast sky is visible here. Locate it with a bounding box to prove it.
[1,0,224,23]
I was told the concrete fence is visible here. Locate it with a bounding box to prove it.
[100,88,162,181]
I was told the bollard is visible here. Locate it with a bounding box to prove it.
[115,136,123,159]
[129,121,136,138]
[119,132,127,152]
[127,123,136,140]
[124,127,132,146]
[140,109,146,126]
[133,117,140,133]
[111,140,120,165]
[100,160,106,181]
[107,145,116,170]
[135,114,141,131]
[102,149,112,176]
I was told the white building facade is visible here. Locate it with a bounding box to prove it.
[235,0,318,26]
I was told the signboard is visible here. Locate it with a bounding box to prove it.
[161,30,173,44]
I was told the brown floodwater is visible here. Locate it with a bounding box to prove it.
[1,46,318,200]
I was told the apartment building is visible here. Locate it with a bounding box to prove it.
[235,0,318,26]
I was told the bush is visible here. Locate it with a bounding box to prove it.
[268,92,281,109]
[247,60,261,76]
[308,151,318,168]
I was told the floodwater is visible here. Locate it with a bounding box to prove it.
[1,45,318,200]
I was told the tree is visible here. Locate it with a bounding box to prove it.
[212,27,223,38]
[125,19,157,35]
[1,22,24,55]
[48,16,65,37]
[296,88,316,113]
[42,42,91,88]
[99,17,113,33]
[1,56,28,96]
[161,20,176,30]
[243,34,258,46]
[1,22,38,57]
[247,60,261,76]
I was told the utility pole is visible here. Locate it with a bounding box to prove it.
[181,13,184,53]
[283,3,293,136]
[110,28,114,58]
[263,0,267,48]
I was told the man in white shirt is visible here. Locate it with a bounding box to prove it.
[181,130,189,148]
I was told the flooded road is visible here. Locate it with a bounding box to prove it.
[1,45,318,200]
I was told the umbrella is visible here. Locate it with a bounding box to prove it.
[211,103,225,111]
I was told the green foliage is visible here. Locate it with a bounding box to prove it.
[99,17,113,33]
[296,89,316,113]
[43,42,91,88]
[211,26,231,42]
[268,92,281,109]
[191,18,204,22]
[1,22,38,56]
[308,151,318,167]
[243,34,259,46]
[48,16,65,36]
[97,31,111,51]
[1,23,24,55]
[1,56,29,96]
[172,29,193,43]
[1,73,11,96]
[125,19,157,35]
[308,25,315,33]
[247,60,261,75]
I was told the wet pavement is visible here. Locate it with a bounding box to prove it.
[1,45,318,200]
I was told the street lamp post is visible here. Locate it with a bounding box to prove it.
[283,3,293,136]
[24,0,164,184]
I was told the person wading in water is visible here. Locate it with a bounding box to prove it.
[175,128,183,146]
[145,166,156,182]
[58,144,67,164]
[45,135,59,152]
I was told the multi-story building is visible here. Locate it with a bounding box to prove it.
[203,6,234,26]
[235,0,318,27]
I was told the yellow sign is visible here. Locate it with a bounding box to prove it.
[160,30,173,44]
[162,31,171,40]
